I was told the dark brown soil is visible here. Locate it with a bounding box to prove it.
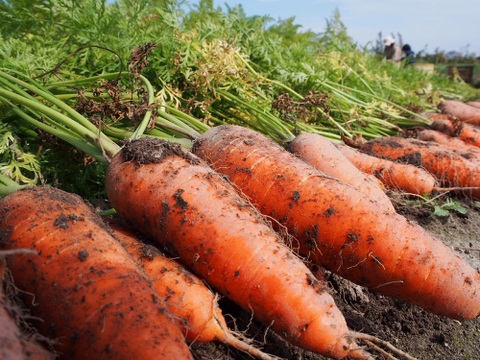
[189,192,480,360]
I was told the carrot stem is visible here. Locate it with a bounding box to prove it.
[130,75,156,140]
[0,174,31,198]
[0,88,120,159]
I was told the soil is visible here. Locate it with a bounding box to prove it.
[189,192,480,360]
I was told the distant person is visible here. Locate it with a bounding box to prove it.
[383,35,402,66]
[401,44,416,65]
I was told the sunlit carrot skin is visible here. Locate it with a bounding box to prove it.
[360,136,480,199]
[192,125,480,320]
[105,138,370,360]
[288,132,395,212]
[336,143,436,195]
[439,100,480,126]
[431,118,480,148]
[0,187,193,360]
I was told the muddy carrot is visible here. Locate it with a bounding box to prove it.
[192,124,480,321]
[416,129,480,164]
[288,132,395,212]
[360,136,480,198]
[439,100,480,126]
[0,187,193,360]
[466,101,480,109]
[431,118,480,148]
[336,143,436,196]
[105,137,376,360]
[109,221,277,360]
[1,253,54,360]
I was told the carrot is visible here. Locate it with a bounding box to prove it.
[336,143,436,195]
[105,137,375,360]
[192,124,480,320]
[439,99,480,126]
[1,253,54,360]
[416,129,480,163]
[0,186,193,360]
[108,221,277,360]
[1,255,24,360]
[422,112,454,122]
[287,132,395,212]
[431,118,480,148]
[18,339,55,360]
[360,136,480,198]
[466,101,480,109]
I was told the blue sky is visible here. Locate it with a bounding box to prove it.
[203,0,479,56]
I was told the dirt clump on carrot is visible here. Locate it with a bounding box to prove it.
[0,186,193,360]
[108,220,279,360]
[105,137,384,360]
[192,124,480,321]
[120,137,200,165]
[430,118,480,148]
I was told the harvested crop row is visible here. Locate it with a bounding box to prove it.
[105,137,379,359]
[335,142,437,196]
[360,136,480,199]
[192,124,480,321]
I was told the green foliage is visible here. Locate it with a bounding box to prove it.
[0,0,478,197]
[38,147,108,199]
[0,124,41,185]
[432,198,468,217]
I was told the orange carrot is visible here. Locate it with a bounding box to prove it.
[466,101,480,109]
[192,124,480,320]
[439,99,480,126]
[431,118,480,148]
[1,255,24,360]
[422,112,455,122]
[108,221,277,360]
[360,136,480,198]
[18,339,54,360]
[105,138,374,359]
[336,143,436,195]
[287,132,395,212]
[416,129,480,164]
[1,252,54,360]
[0,186,193,360]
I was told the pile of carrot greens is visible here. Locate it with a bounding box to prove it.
[0,0,478,197]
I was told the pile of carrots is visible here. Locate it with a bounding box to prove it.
[1,99,480,360]
[356,100,480,199]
